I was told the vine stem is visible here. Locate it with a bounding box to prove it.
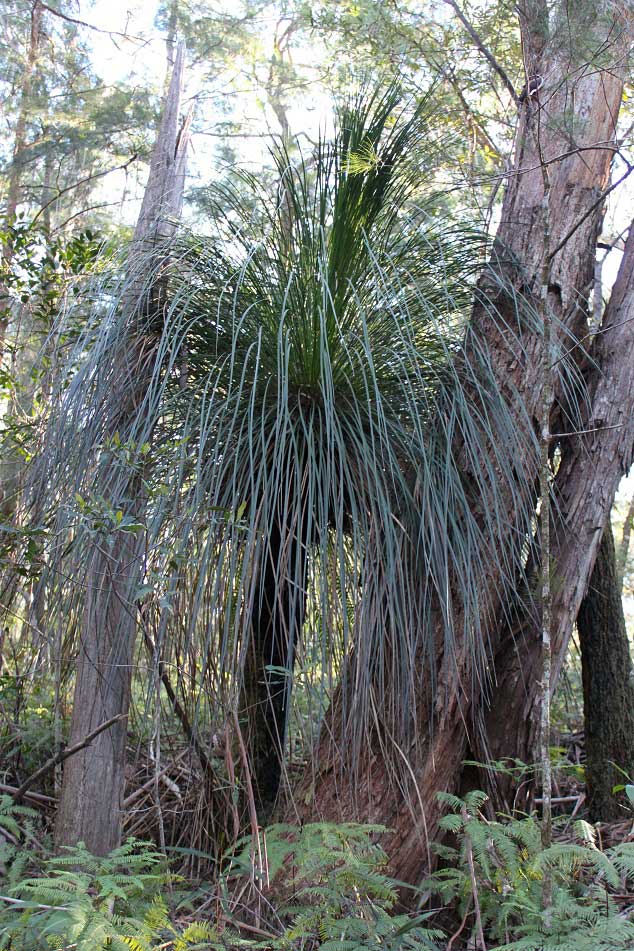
[536,98,553,925]
[462,806,486,950]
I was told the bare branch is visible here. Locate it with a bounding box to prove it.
[443,0,519,103]
[31,154,138,225]
[0,895,67,911]
[12,714,126,802]
[0,783,56,805]
[548,162,634,262]
[40,3,145,43]
[617,493,634,582]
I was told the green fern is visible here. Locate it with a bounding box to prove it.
[225,822,444,951]
[0,794,38,880]
[1,836,233,951]
[425,790,634,950]
[0,838,169,951]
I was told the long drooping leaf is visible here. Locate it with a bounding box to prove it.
[14,87,563,799]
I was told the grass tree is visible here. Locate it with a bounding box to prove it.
[21,86,540,844]
[123,88,538,817]
[289,1,633,885]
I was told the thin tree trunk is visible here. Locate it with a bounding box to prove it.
[617,492,634,583]
[292,3,629,886]
[1,0,44,357]
[55,48,192,854]
[578,522,634,822]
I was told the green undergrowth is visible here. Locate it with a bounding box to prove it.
[424,790,634,949]
[2,792,634,950]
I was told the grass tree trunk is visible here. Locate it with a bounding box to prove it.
[55,48,191,855]
[293,2,630,885]
[578,522,634,822]
[467,221,634,814]
[241,521,308,818]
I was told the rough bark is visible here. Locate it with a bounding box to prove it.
[291,3,629,887]
[470,221,634,812]
[578,523,634,822]
[55,47,191,854]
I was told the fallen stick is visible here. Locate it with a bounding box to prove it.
[11,714,126,803]
[122,749,188,809]
[535,795,584,804]
[0,783,56,806]
[0,894,67,910]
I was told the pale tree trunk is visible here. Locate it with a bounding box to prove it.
[55,47,192,855]
[292,2,630,886]
[1,2,45,522]
[617,492,634,583]
[470,220,634,812]
[1,0,44,358]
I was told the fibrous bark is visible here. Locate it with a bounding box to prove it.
[578,522,634,822]
[240,520,307,817]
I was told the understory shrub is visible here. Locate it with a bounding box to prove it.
[425,789,634,949]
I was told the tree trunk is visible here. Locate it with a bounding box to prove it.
[54,533,143,853]
[240,521,307,818]
[55,47,192,854]
[1,0,44,358]
[291,2,629,886]
[468,220,634,813]
[578,523,634,822]
[617,492,634,583]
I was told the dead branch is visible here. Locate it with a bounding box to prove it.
[40,3,145,42]
[12,714,126,802]
[443,0,519,103]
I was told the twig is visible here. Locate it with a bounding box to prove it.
[617,492,634,583]
[232,711,259,840]
[233,919,279,938]
[231,711,263,885]
[535,795,584,804]
[40,3,145,41]
[443,0,519,103]
[224,734,241,840]
[447,894,473,950]
[11,714,126,802]
[462,806,486,951]
[551,424,623,438]
[0,894,67,910]
[563,793,586,832]
[141,630,215,777]
[31,155,138,224]
[122,750,188,809]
